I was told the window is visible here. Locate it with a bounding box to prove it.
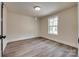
[48,16,58,35]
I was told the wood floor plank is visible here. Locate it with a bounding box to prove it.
[3,37,78,57]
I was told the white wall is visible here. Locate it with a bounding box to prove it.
[7,12,39,42]
[40,6,78,48]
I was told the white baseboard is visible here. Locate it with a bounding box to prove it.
[7,35,78,48]
[41,36,78,48]
[7,36,38,43]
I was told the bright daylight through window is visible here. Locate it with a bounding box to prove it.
[48,16,58,35]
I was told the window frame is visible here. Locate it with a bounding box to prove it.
[48,16,58,35]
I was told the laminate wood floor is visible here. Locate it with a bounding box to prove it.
[4,37,78,57]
